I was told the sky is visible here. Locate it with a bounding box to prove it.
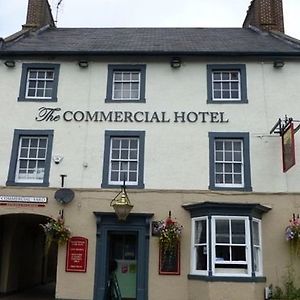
[0,0,299,39]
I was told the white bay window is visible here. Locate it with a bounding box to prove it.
[185,202,269,280]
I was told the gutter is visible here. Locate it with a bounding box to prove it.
[1,50,300,58]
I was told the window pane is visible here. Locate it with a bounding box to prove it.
[232,246,246,261]
[38,149,46,158]
[121,161,128,171]
[231,220,245,244]
[234,174,242,184]
[29,149,37,158]
[224,141,232,150]
[129,172,137,182]
[215,163,223,172]
[215,151,223,161]
[130,139,138,149]
[252,221,260,246]
[231,91,239,98]
[216,220,229,243]
[110,171,119,182]
[121,139,129,148]
[196,246,207,271]
[215,141,223,150]
[234,152,242,161]
[213,72,221,80]
[111,150,119,159]
[233,164,241,173]
[121,150,128,159]
[224,163,232,172]
[215,174,223,184]
[214,91,221,99]
[111,161,119,171]
[38,71,46,78]
[129,162,137,171]
[225,174,232,183]
[216,246,230,261]
[195,220,206,244]
[222,82,230,90]
[253,247,260,272]
[225,151,232,161]
[112,139,120,148]
[20,149,28,157]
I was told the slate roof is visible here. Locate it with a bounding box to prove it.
[1,27,300,56]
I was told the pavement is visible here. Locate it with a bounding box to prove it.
[0,283,55,300]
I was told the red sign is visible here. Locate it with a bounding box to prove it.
[282,122,296,172]
[66,236,88,272]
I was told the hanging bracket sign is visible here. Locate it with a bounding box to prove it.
[270,116,299,172]
[66,236,88,272]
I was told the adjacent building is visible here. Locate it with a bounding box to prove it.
[0,0,300,299]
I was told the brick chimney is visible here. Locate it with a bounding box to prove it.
[22,0,55,30]
[243,0,284,33]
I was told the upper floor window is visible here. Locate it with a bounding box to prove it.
[18,63,60,102]
[209,132,252,191]
[6,130,53,187]
[207,64,247,103]
[101,130,145,188]
[106,65,146,103]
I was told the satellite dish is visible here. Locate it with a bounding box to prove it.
[55,188,75,204]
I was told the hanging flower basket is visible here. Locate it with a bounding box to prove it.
[285,214,300,256]
[40,216,71,253]
[156,212,183,257]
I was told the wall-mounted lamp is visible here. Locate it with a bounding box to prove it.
[4,60,15,68]
[110,183,133,221]
[273,60,285,68]
[170,57,181,68]
[78,60,89,68]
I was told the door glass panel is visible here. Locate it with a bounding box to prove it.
[109,233,137,299]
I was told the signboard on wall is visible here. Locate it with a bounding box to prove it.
[66,236,88,272]
[282,122,296,172]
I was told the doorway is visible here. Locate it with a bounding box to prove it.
[0,214,57,297]
[93,213,153,300]
[108,233,137,300]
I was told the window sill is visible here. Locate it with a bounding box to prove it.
[101,182,145,189]
[188,274,266,282]
[6,181,49,187]
[207,99,248,104]
[209,185,253,192]
[105,98,146,103]
[18,97,58,102]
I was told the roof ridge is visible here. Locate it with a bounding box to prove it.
[269,31,300,50]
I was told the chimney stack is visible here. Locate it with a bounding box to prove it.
[243,0,284,33]
[22,0,55,30]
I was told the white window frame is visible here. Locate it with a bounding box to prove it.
[191,217,209,275]
[212,70,241,101]
[252,218,263,276]
[112,71,141,101]
[214,139,244,188]
[108,137,140,186]
[15,136,49,184]
[190,215,263,278]
[25,69,55,100]
[211,216,251,277]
